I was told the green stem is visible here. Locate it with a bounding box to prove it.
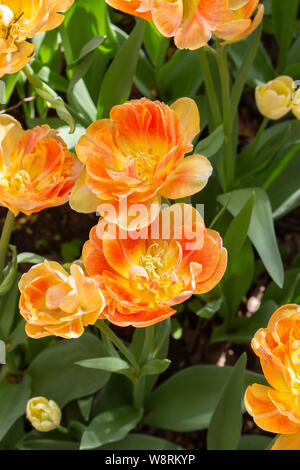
[230,25,262,120]
[133,326,154,409]
[198,48,222,128]
[0,210,15,276]
[95,320,139,372]
[216,42,233,191]
[251,116,269,155]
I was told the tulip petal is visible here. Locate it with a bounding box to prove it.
[245,384,300,434]
[160,154,212,199]
[0,114,24,166]
[272,429,300,450]
[152,0,183,37]
[70,168,100,214]
[170,97,200,144]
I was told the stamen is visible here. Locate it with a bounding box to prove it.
[5,11,24,39]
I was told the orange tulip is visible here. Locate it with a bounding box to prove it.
[0,1,74,77]
[0,115,82,216]
[244,304,300,450]
[82,204,227,328]
[71,97,212,230]
[106,0,228,50]
[215,0,264,43]
[19,261,105,339]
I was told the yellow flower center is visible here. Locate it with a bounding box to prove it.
[0,167,30,192]
[0,5,24,42]
[134,150,158,181]
[138,243,183,303]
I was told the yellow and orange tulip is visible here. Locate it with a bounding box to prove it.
[19,261,105,339]
[106,1,263,49]
[244,304,300,450]
[0,0,74,77]
[71,97,212,230]
[82,204,227,328]
[0,115,82,216]
[215,0,264,43]
[107,0,228,50]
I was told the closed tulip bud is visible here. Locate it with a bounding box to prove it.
[255,76,294,120]
[26,397,61,432]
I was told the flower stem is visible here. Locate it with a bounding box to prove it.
[95,320,139,372]
[216,42,234,191]
[251,116,269,155]
[198,48,222,128]
[0,210,15,277]
[133,326,154,409]
[230,25,262,119]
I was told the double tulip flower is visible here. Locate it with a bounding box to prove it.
[245,304,300,450]
[106,0,264,50]
[9,96,227,338]
[0,1,74,77]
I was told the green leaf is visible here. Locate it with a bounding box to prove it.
[98,433,183,450]
[211,300,278,344]
[207,354,246,450]
[195,125,224,158]
[80,406,143,450]
[76,357,130,373]
[194,297,223,319]
[218,188,284,287]
[223,193,254,270]
[0,274,20,340]
[143,21,169,69]
[0,245,17,296]
[28,332,110,407]
[222,239,255,317]
[68,36,106,67]
[272,0,299,72]
[97,20,145,118]
[140,359,170,377]
[238,435,272,451]
[18,438,79,450]
[17,252,44,264]
[0,374,31,441]
[145,365,266,432]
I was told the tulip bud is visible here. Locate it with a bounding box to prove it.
[292,87,300,120]
[26,397,61,432]
[255,76,294,120]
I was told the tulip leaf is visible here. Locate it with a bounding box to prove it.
[18,438,79,450]
[140,359,171,377]
[0,274,20,340]
[97,20,145,118]
[218,188,284,287]
[238,435,272,451]
[211,300,278,344]
[17,252,44,264]
[97,433,183,450]
[145,365,266,432]
[0,245,18,296]
[80,406,143,450]
[272,0,299,72]
[207,353,246,450]
[28,333,111,407]
[195,125,224,158]
[224,192,254,272]
[0,374,31,441]
[76,357,130,373]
